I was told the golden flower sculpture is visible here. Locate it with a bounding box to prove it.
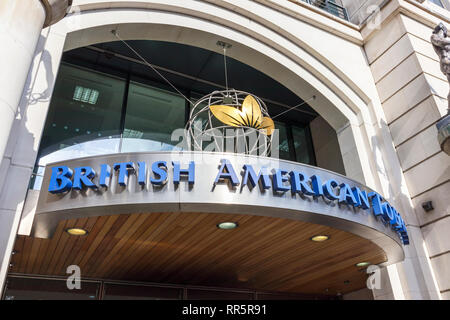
[209,95,275,135]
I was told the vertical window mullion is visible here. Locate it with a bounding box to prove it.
[118,72,131,153]
[286,123,297,162]
[185,91,191,126]
[305,124,317,166]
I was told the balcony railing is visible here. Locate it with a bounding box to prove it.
[301,0,349,21]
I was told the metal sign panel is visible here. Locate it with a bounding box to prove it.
[33,151,405,265]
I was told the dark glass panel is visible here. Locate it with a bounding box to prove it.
[38,64,125,165]
[3,277,100,300]
[187,289,254,300]
[273,121,291,161]
[292,125,314,165]
[122,82,186,152]
[257,292,332,300]
[103,283,182,300]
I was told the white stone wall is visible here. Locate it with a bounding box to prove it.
[362,0,450,299]
[0,0,447,300]
[0,0,46,297]
[0,1,46,164]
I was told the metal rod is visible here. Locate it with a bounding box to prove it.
[223,47,229,91]
[271,95,316,119]
[111,30,195,106]
[118,71,131,153]
[85,45,318,117]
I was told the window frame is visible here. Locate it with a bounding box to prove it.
[37,52,318,168]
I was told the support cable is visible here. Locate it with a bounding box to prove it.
[111,30,195,106]
[111,30,317,118]
[271,96,316,120]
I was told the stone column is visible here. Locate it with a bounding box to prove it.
[0,0,70,295]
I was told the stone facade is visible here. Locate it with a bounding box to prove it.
[362,0,449,298]
[0,0,448,299]
[0,0,70,296]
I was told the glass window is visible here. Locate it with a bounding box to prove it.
[29,165,45,190]
[38,64,125,165]
[121,82,186,152]
[189,100,217,152]
[102,283,182,300]
[292,126,314,165]
[36,59,319,174]
[256,292,329,300]
[429,0,444,8]
[273,121,291,161]
[187,289,254,300]
[3,277,100,300]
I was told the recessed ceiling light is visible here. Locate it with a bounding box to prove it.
[355,262,370,267]
[217,222,238,230]
[66,228,88,236]
[310,235,329,242]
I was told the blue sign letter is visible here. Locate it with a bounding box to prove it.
[338,183,357,205]
[323,179,339,201]
[72,166,97,190]
[113,162,135,186]
[242,165,271,190]
[310,175,324,196]
[137,161,147,186]
[273,169,290,192]
[48,166,73,194]
[99,164,111,188]
[352,187,370,209]
[290,171,314,195]
[214,159,239,187]
[368,192,384,217]
[151,161,168,185]
[173,161,195,185]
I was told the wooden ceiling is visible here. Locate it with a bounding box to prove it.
[10,212,387,296]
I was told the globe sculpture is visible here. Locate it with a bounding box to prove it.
[185,90,275,157]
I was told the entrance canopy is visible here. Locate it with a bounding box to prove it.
[9,151,406,297]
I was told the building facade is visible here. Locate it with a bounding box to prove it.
[0,0,448,300]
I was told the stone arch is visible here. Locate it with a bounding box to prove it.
[33,0,385,190]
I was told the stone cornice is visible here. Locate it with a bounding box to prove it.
[40,0,72,27]
[361,0,450,42]
[256,0,363,45]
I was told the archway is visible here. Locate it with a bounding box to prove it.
[37,1,382,190]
